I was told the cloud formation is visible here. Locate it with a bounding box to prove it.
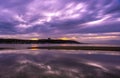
[0,0,120,43]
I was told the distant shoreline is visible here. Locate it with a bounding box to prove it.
[0,38,80,44]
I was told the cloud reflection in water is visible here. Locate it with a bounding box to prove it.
[0,49,120,78]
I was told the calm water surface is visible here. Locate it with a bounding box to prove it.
[0,44,120,78]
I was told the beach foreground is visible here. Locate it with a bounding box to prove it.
[0,49,120,78]
[28,46,120,51]
[0,44,120,78]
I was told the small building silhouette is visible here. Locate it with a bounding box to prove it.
[48,38,51,40]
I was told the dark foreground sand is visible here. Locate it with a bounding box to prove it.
[28,46,120,51]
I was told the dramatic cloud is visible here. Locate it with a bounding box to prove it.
[0,0,120,43]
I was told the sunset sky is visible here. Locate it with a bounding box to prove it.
[0,0,120,44]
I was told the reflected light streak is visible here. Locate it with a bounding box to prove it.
[85,62,109,71]
[31,44,39,50]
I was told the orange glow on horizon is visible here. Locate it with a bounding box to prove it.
[59,37,77,40]
[59,37,70,40]
[31,38,39,40]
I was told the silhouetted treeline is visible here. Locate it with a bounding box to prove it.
[0,38,80,44]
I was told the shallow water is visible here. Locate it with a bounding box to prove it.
[0,47,120,78]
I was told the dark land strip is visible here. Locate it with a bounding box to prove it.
[28,46,120,51]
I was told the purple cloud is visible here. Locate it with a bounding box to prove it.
[0,0,120,43]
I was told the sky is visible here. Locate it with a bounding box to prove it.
[0,0,120,44]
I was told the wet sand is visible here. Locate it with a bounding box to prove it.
[0,49,120,78]
[28,46,120,51]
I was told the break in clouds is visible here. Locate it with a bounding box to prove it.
[0,0,120,43]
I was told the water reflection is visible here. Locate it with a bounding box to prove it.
[0,49,120,78]
[31,44,39,50]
